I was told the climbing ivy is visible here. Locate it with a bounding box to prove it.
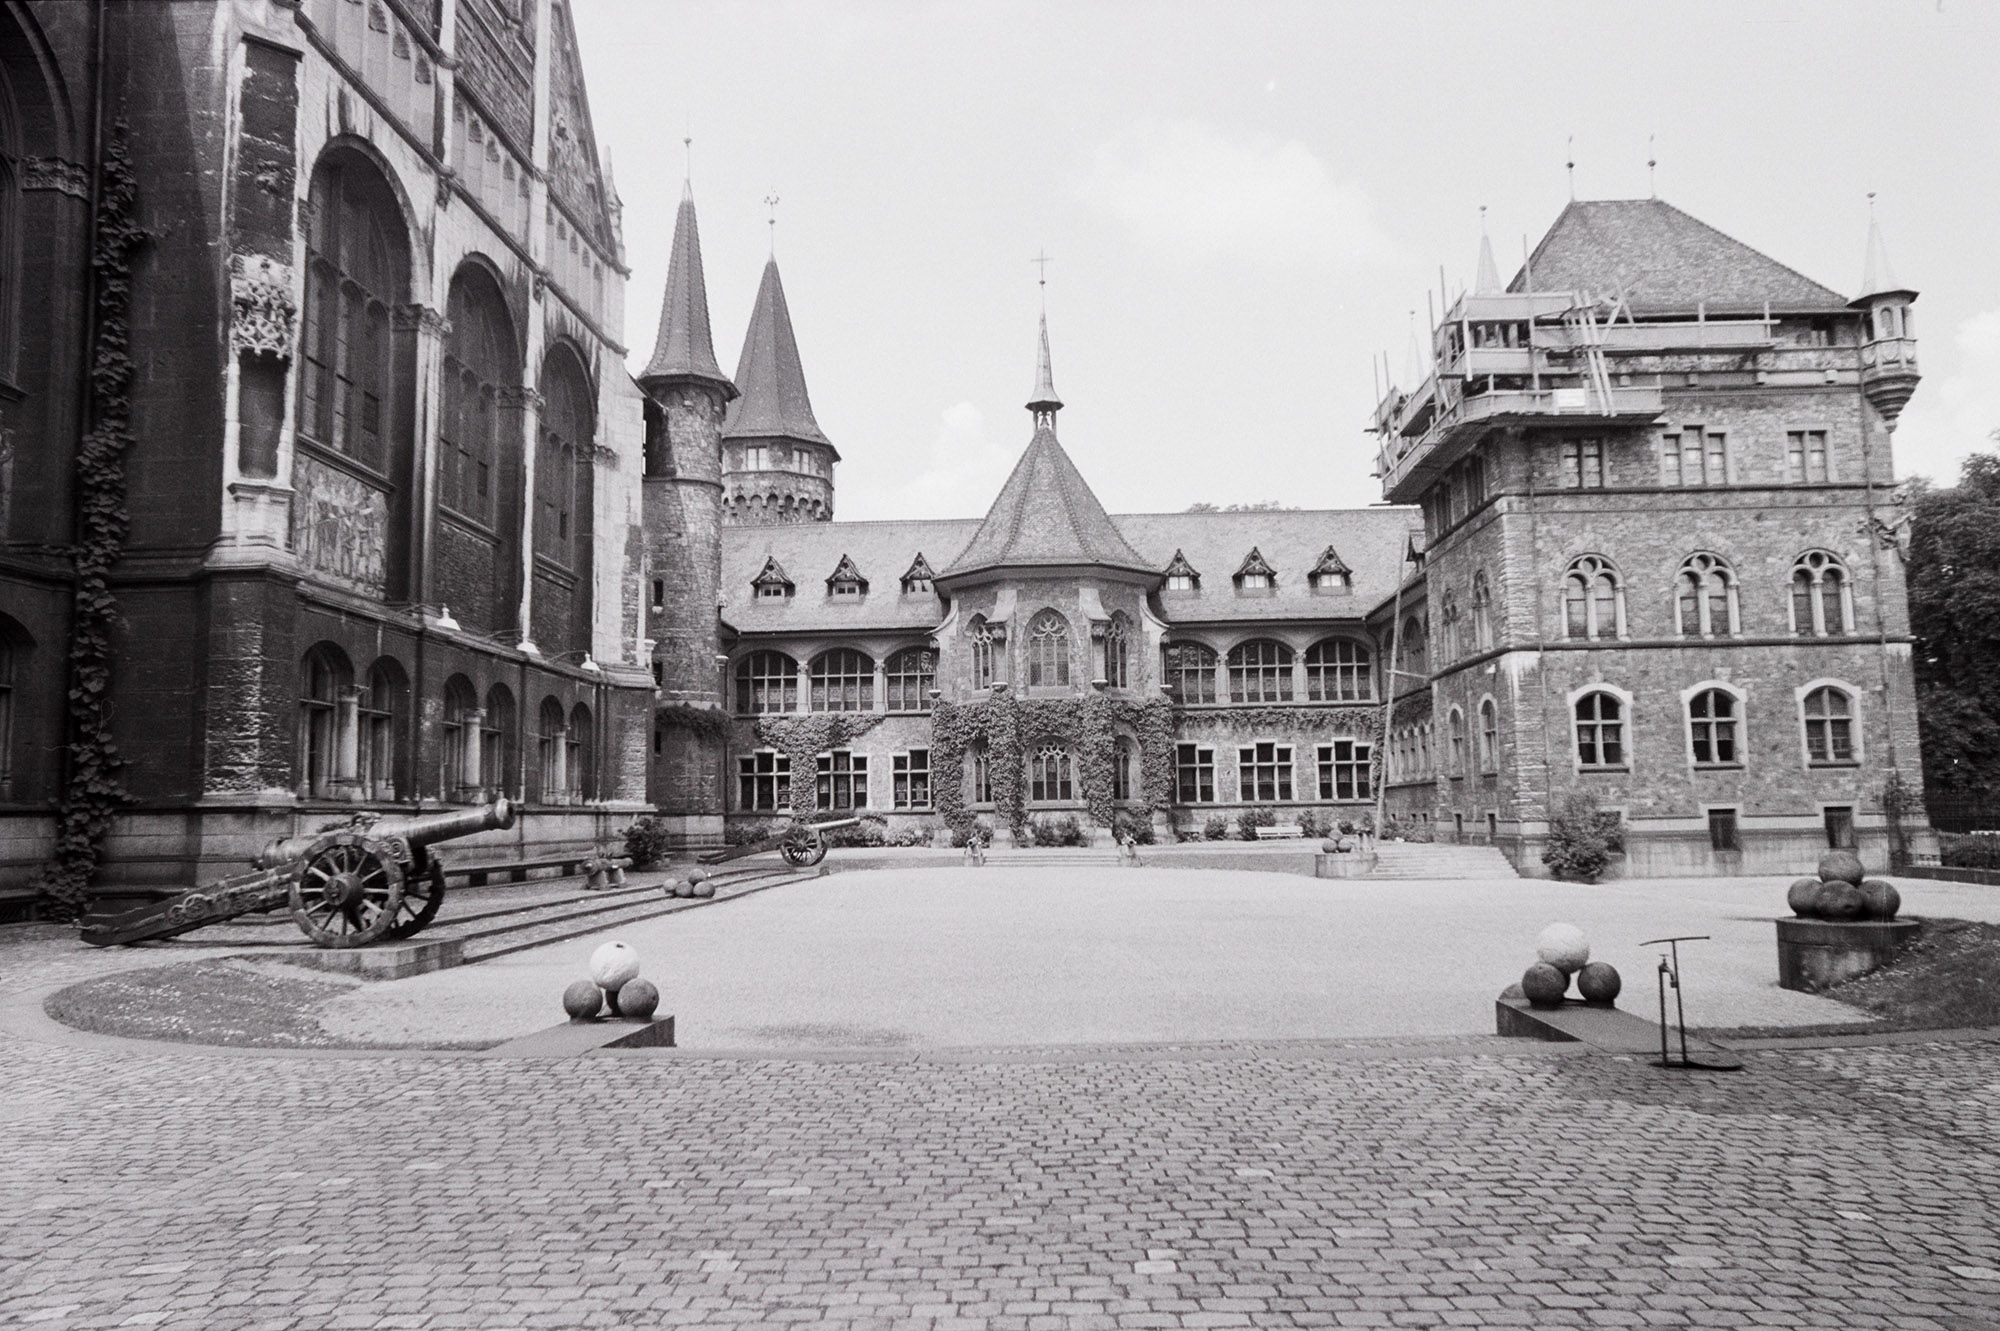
[37,122,145,921]
[751,712,888,817]
[655,702,733,744]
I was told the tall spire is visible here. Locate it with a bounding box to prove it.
[1474,206,1501,294]
[1028,311,1062,427]
[642,180,734,394]
[723,256,832,449]
[1859,194,1904,297]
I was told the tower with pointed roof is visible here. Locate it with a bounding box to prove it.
[637,180,738,842]
[721,257,839,525]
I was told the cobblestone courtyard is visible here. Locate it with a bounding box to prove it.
[5,873,2000,1330]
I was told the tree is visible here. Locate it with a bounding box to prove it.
[1907,443,2000,800]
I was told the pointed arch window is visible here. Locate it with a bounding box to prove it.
[299,645,353,799]
[1027,610,1070,687]
[535,347,594,576]
[300,152,409,473]
[1304,639,1372,701]
[538,696,569,802]
[1439,591,1462,664]
[1478,698,1499,774]
[1471,571,1494,652]
[810,649,874,712]
[735,651,799,715]
[1030,746,1075,802]
[1574,692,1625,770]
[1688,688,1741,767]
[358,659,405,802]
[1103,613,1132,688]
[1676,554,1738,638]
[1399,615,1427,677]
[1163,641,1217,703]
[441,675,479,797]
[885,647,935,712]
[1112,738,1135,802]
[1803,686,1857,765]
[481,684,517,796]
[1791,552,1852,637]
[440,267,519,529]
[1563,556,1623,641]
[568,703,593,802]
[1227,640,1293,703]
[969,616,1004,689]
[1447,706,1467,777]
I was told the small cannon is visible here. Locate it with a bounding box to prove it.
[696,816,861,870]
[80,799,515,949]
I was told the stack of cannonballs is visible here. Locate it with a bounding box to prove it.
[659,867,717,901]
[1520,922,1624,1009]
[562,940,662,1022]
[1787,850,1900,921]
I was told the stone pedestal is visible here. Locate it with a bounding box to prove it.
[1314,851,1377,879]
[1775,917,1920,992]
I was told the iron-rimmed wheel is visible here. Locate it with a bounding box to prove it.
[289,832,404,948]
[780,826,827,868]
[385,855,446,941]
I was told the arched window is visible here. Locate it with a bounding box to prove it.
[1163,642,1217,703]
[441,675,479,797]
[300,151,409,472]
[1400,615,1427,676]
[1676,553,1738,638]
[1803,686,1857,765]
[1792,552,1853,637]
[1574,692,1625,769]
[359,658,405,802]
[1447,706,1466,776]
[1478,698,1499,774]
[537,696,567,802]
[1439,591,1461,664]
[1688,688,1740,767]
[885,647,935,712]
[1227,639,1293,703]
[968,616,1002,689]
[1030,746,1074,802]
[535,345,595,575]
[1563,556,1622,641]
[1112,738,1134,802]
[1304,639,1373,701]
[971,740,993,804]
[481,684,517,796]
[299,645,353,798]
[1472,571,1494,652]
[1027,610,1070,686]
[810,649,874,712]
[1103,612,1131,688]
[735,651,799,715]
[440,265,518,529]
[568,702,593,800]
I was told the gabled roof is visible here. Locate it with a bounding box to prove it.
[749,555,793,592]
[722,257,834,452]
[1114,508,1418,623]
[1509,199,1849,315]
[723,520,978,634]
[901,553,937,588]
[1309,545,1352,580]
[825,553,868,592]
[1233,547,1277,583]
[1162,549,1200,585]
[641,183,735,392]
[942,427,1156,581]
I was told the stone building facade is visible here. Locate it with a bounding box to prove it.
[0,0,653,905]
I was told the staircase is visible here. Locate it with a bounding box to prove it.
[1367,842,1520,880]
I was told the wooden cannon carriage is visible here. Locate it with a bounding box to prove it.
[695,817,862,870]
[80,800,515,949]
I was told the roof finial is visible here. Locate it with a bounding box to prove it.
[1474,207,1501,294]
[1566,136,1577,199]
[764,193,780,255]
[1032,247,1054,311]
[1027,252,1062,427]
[1647,134,1658,198]
[683,123,693,182]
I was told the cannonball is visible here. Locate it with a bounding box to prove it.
[615,977,660,1021]
[1521,962,1570,1007]
[688,867,709,885]
[1787,876,1824,918]
[588,941,641,992]
[1858,879,1901,921]
[1576,961,1623,1005]
[1815,880,1865,921]
[692,879,715,899]
[660,878,683,899]
[674,879,696,898]
[1535,922,1591,975]
[1817,849,1865,886]
[562,978,604,1021]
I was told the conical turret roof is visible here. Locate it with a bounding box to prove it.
[1858,212,1912,297]
[941,427,1156,581]
[1028,311,1062,412]
[642,182,734,394]
[723,257,833,451]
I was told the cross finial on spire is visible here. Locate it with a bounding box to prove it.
[1647,134,1658,197]
[764,193,780,255]
[1032,248,1054,309]
[1566,135,1576,199]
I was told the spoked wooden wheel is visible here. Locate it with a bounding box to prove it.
[779,826,827,868]
[289,832,404,948]
[385,856,446,941]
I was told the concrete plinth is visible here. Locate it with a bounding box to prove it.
[1775,917,1920,992]
[1314,851,1378,879]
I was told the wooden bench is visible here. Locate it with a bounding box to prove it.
[438,854,630,887]
[1254,826,1304,840]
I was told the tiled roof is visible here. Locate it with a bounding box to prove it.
[942,427,1155,579]
[722,519,978,636]
[1510,199,1849,315]
[640,183,734,391]
[722,257,833,451]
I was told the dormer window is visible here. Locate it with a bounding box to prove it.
[900,553,938,596]
[1308,545,1353,593]
[832,582,861,597]
[750,555,795,600]
[1163,549,1201,592]
[825,553,868,599]
[1233,547,1278,592]
[758,584,789,599]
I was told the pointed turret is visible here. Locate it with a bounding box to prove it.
[1859,210,1901,298]
[641,182,735,395]
[721,256,837,525]
[1028,311,1062,429]
[1474,211,1502,294]
[1849,200,1920,430]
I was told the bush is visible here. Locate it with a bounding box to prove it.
[827,814,889,848]
[1203,814,1231,842]
[1031,813,1088,847]
[1296,810,1329,839]
[888,822,932,848]
[724,818,782,847]
[1542,794,1615,883]
[1235,807,1278,841]
[950,818,995,849]
[1380,815,1432,844]
[623,816,673,869]
[1941,833,2000,870]
[1112,810,1156,846]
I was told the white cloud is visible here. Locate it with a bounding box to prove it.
[844,401,1018,521]
[1077,119,1390,266]
[1891,308,2000,486]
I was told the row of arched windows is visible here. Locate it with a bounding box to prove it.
[298,644,594,805]
[965,610,1136,690]
[1557,551,1855,643]
[1162,638,1374,704]
[734,647,937,715]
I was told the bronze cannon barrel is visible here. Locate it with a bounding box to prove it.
[254,799,514,869]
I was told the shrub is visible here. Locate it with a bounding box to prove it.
[1296,810,1329,839]
[724,818,782,847]
[1542,794,1614,883]
[950,818,995,849]
[1941,833,2000,870]
[623,816,673,869]
[1031,813,1088,847]
[888,822,932,848]
[828,814,889,848]
[1112,810,1156,846]
[1235,807,1278,841]
[1203,814,1231,842]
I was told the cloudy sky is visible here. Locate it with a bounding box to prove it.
[570,1,2000,520]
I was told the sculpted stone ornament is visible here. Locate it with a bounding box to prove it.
[230,255,299,360]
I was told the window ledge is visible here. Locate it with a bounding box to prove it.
[1692,763,1745,771]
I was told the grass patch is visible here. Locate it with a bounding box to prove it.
[46,957,357,1047]
[1706,917,2000,1041]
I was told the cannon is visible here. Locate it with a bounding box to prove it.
[696,816,861,870]
[79,799,515,949]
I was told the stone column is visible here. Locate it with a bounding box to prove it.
[872,658,888,713]
[1291,652,1309,702]
[397,303,450,608]
[503,385,544,652]
[550,724,569,805]
[460,708,486,803]
[333,686,362,799]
